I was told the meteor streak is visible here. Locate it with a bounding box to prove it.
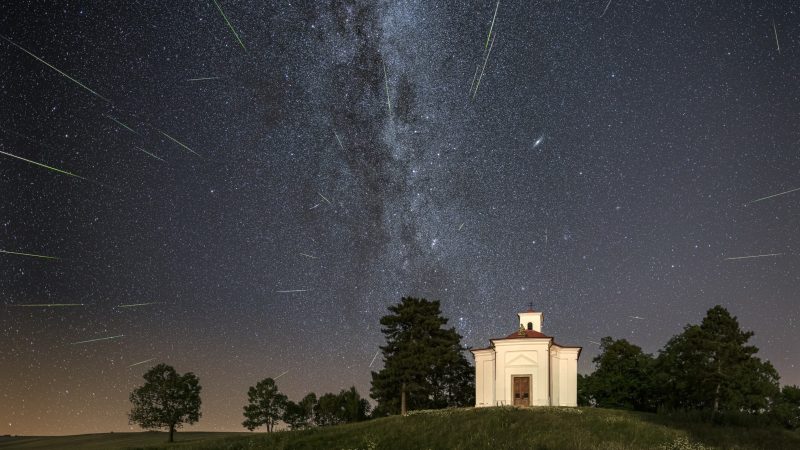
[276,289,309,293]
[116,302,160,308]
[458,222,465,231]
[212,0,246,51]
[10,303,83,307]
[724,253,783,261]
[317,192,332,205]
[0,34,109,102]
[0,149,85,180]
[299,253,318,259]
[158,130,201,157]
[472,30,496,100]
[103,114,138,135]
[383,62,391,114]
[128,358,156,368]
[369,350,380,368]
[744,186,800,205]
[134,147,165,162]
[628,316,645,320]
[333,131,346,152]
[600,0,612,18]
[274,370,289,380]
[186,76,221,82]
[773,19,780,54]
[0,249,59,260]
[484,1,500,50]
[70,334,124,345]
[468,64,480,96]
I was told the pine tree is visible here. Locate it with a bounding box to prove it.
[370,297,474,415]
[655,305,779,418]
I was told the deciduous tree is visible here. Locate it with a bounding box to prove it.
[242,378,287,432]
[583,337,655,411]
[283,392,316,430]
[128,363,202,443]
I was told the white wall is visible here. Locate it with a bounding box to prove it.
[494,340,550,406]
[554,347,580,407]
[550,347,560,406]
[472,349,495,407]
[473,340,581,408]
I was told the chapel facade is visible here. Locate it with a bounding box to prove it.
[470,308,581,407]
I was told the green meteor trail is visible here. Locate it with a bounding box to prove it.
[186,76,222,82]
[484,1,500,50]
[472,30,496,100]
[745,186,800,205]
[333,131,346,152]
[103,114,138,135]
[69,334,124,345]
[468,64,480,96]
[212,0,247,51]
[128,358,156,368]
[116,302,159,308]
[0,249,59,260]
[317,192,332,205]
[158,130,202,157]
[134,146,165,162]
[383,62,391,114]
[724,253,783,261]
[0,149,86,180]
[0,34,109,102]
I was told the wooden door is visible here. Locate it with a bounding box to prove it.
[513,376,530,406]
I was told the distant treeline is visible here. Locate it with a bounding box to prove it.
[578,305,800,430]
[127,296,474,442]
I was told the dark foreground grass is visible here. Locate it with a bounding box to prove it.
[0,432,246,450]
[137,407,800,450]
[3,408,798,450]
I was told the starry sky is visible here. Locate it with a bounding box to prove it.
[1,0,799,436]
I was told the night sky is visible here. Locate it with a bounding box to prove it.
[2,0,799,435]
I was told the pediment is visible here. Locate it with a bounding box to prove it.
[505,352,538,366]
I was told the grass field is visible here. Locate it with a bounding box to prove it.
[2,407,798,450]
[0,432,247,450]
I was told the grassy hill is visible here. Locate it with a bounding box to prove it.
[2,407,799,450]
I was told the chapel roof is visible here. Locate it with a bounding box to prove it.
[494,329,551,340]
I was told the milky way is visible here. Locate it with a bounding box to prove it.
[1,1,799,434]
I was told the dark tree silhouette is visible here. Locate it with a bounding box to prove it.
[772,385,800,430]
[283,392,316,430]
[654,305,779,419]
[128,363,202,443]
[583,337,655,411]
[313,387,369,426]
[242,378,287,432]
[370,297,474,416]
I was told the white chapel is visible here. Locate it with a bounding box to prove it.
[470,308,581,407]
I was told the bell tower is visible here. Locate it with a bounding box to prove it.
[517,303,543,332]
